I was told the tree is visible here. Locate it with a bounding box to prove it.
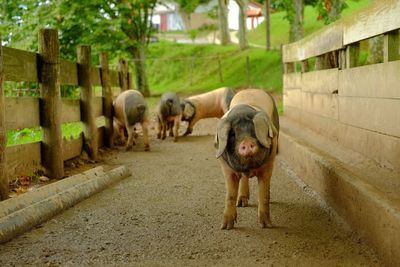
[316,0,347,24]
[2,0,157,96]
[218,0,231,44]
[274,0,304,42]
[264,0,271,50]
[235,0,249,50]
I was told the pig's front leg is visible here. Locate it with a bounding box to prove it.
[141,120,150,151]
[183,117,199,136]
[257,166,273,228]
[237,175,250,207]
[221,167,240,230]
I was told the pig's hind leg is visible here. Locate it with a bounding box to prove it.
[125,124,137,151]
[141,121,150,151]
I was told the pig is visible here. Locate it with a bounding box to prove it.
[214,89,279,230]
[181,87,235,136]
[156,92,182,142]
[113,89,150,151]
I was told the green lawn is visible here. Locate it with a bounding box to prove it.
[146,42,282,95]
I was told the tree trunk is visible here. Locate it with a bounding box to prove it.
[218,0,231,45]
[130,45,150,97]
[178,9,191,31]
[289,0,304,42]
[327,0,342,21]
[236,0,248,50]
[264,0,271,50]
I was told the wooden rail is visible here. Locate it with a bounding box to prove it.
[281,2,400,264]
[0,28,133,200]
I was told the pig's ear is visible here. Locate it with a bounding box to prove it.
[215,118,231,158]
[183,103,195,119]
[253,112,277,148]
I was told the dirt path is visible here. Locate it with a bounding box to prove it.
[0,119,380,266]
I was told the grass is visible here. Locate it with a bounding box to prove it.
[146,41,282,95]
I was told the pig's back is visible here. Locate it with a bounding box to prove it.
[188,87,233,118]
[115,90,148,125]
[230,89,274,117]
[230,89,279,131]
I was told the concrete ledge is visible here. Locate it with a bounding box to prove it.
[279,117,400,266]
[0,165,131,243]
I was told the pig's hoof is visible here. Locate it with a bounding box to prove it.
[221,211,237,230]
[125,145,133,151]
[258,214,273,228]
[157,133,161,139]
[144,145,150,152]
[173,138,178,142]
[236,196,249,207]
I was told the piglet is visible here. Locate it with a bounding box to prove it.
[113,90,150,151]
[215,89,279,229]
[181,87,235,135]
[156,92,182,142]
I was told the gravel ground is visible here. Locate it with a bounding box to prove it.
[0,118,381,266]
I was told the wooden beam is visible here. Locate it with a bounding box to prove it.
[0,37,9,200]
[346,43,360,68]
[384,30,400,62]
[38,28,64,179]
[100,52,114,148]
[78,45,98,160]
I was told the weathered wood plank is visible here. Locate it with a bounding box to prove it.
[0,38,8,199]
[339,97,400,137]
[302,69,338,94]
[100,52,114,148]
[63,136,83,161]
[289,110,400,173]
[60,59,78,85]
[93,97,103,118]
[109,70,120,87]
[302,92,339,119]
[91,67,102,87]
[283,73,301,90]
[6,142,41,179]
[5,98,40,129]
[282,21,343,62]
[61,99,80,123]
[3,47,38,82]
[283,89,302,108]
[384,30,400,62]
[344,0,400,45]
[339,61,400,99]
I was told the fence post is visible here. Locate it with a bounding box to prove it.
[38,29,64,179]
[118,58,129,92]
[246,55,250,87]
[0,37,9,200]
[217,55,223,82]
[384,30,400,62]
[346,43,360,68]
[77,45,98,160]
[301,59,309,73]
[100,52,114,148]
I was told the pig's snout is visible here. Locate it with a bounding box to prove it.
[238,139,258,157]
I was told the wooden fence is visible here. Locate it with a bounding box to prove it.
[0,29,133,198]
[282,0,400,264]
[282,0,400,173]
